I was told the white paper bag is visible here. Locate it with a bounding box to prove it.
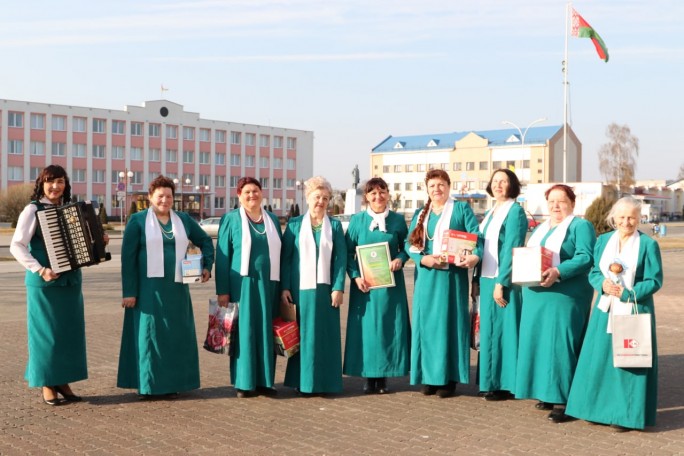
[612,299,652,368]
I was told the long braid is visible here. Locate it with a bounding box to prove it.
[409,198,432,249]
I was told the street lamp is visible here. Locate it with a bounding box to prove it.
[119,169,134,224]
[196,185,209,219]
[295,179,304,214]
[501,117,547,184]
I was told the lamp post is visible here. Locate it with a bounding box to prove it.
[119,169,134,224]
[196,185,209,219]
[501,117,547,182]
[295,179,304,215]
[172,178,180,211]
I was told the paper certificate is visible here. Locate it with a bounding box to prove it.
[356,242,395,289]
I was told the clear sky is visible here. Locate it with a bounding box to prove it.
[1,0,682,189]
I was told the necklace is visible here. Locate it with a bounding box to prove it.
[247,212,263,223]
[311,219,323,232]
[248,219,266,235]
[160,224,175,240]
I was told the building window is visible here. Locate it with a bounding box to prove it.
[93,170,106,183]
[230,154,241,166]
[183,127,195,140]
[405,183,413,191]
[72,169,86,183]
[149,148,161,162]
[245,133,256,146]
[417,164,426,172]
[273,178,283,189]
[73,143,86,158]
[8,112,23,127]
[230,175,240,188]
[8,166,23,180]
[72,117,86,132]
[166,125,178,139]
[112,146,125,160]
[215,196,225,209]
[93,119,106,134]
[538,169,543,174]
[522,160,530,169]
[149,123,160,137]
[440,163,448,170]
[30,113,46,130]
[8,140,23,155]
[479,161,489,171]
[273,158,282,169]
[215,153,225,165]
[110,120,124,135]
[230,131,241,145]
[30,167,42,181]
[417,182,424,191]
[166,149,177,163]
[131,147,143,160]
[405,164,414,172]
[215,175,226,187]
[451,163,461,171]
[492,161,501,170]
[286,158,296,170]
[480,181,488,190]
[287,137,297,149]
[394,183,401,191]
[130,122,143,136]
[383,165,390,173]
[199,128,211,142]
[31,141,45,156]
[52,115,66,131]
[505,160,515,170]
[274,136,283,148]
[260,177,269,189]
[199,151,211,164]
[259,135,270,147]
[199,174,210,186]
[245,155,255,167]
[405,200,413,209]
[52,142,66,156]
[417,199,425,208]
[260,156,269,168]
[183,150,194,163]
[466,162,475,171]
[272,198,281,210]
[92,145,106,159]
[215,130,226,143]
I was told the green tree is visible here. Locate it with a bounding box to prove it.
[0,183,33,228]
[98,203,109,225]
[598,123,639,194]
[585,195,616,236]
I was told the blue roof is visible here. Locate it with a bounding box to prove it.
[372,125,562,153]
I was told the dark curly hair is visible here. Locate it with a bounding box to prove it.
[148,175,176,197]
[31,165,71,203]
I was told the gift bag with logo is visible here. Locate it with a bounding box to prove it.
[203,298,238,356]
[470,297,480,351]
[612,298,652,368]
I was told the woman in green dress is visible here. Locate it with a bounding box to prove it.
[215,177,282,398]
[118,175,214,398]
[405,170,481,398]
[566,196,663,431]
[344,177,410,394]
[475,168,528,401]
[281,176,347,395]
[514,184,596,422]
[10,165,102,405]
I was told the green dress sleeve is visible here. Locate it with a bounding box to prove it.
[182,212,215,273]
[345,214,362,279]
[215,213,232,296]
[280,219,297,292]
[121,212,142,298]
[620,234,663,304]
[405,209,424,266]
[497,204,528,288]
[556,218,596,281]
[331,219,347,292]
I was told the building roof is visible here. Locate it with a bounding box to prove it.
[372,125,562,153]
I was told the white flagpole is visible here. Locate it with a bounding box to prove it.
[562,1,571,183]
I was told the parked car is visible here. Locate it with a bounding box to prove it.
[331,213,352,233]
[199,216,221,237]
[526,211,541,232]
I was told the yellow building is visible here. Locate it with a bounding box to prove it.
[370,125,581,217]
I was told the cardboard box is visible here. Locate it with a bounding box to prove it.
[512,246,554,286]
[440,230,478,264]
[182,253,203,284]
[273,317,300,358]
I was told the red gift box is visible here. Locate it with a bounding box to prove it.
[440,230,478,264]
[512,246,554,286]
[273,317,300,358]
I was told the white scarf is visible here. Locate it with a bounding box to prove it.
[239,207,281,281]
[367,206,390,232]
[409,198,454,254]
[597,230,640,333]
[479,199,515,278]
[527,215,575,267]
[300,211,333,290]
[145,209,189,283]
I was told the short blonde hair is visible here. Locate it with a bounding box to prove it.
[304,176,333,199]
[606,196,642,229]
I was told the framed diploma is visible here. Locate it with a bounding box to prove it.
[356,242,395,289]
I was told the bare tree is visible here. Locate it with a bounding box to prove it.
[598,123,639,192]
[0,183,34,227]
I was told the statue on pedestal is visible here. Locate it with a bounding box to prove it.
[351,164,360,190]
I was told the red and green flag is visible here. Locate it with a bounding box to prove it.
[571,8,609,62]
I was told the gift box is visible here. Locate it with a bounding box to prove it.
[273,317,300,358]
[440,230,478,264]
[182,253,203,284]
[511,246,554,286]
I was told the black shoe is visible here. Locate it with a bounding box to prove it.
[295,388,314,398]
[236,389,254,398]
[548,408,571,423]
[164,392,180,400]
[535,401,554,410]
[363,378,377,394]
[55,385,82,402]
[610,424,632,433]
[256,386,278,396]
[376,378,389,395]
[437,382,457,398]
[484,390,513,401]
[42,387,64,406]
[421,385,437,396]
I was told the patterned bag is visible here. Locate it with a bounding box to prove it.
[470,297,480,351]
[203,298,238,356]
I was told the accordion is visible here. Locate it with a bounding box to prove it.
[36,201,112,273]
